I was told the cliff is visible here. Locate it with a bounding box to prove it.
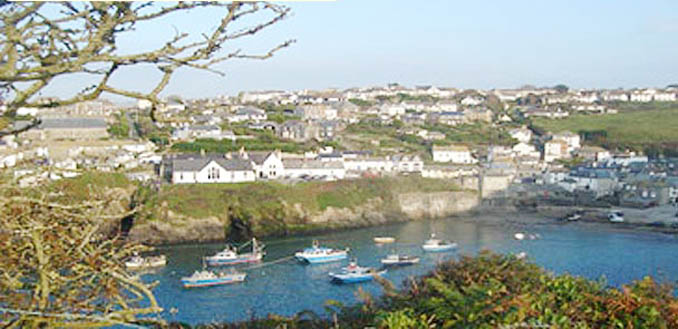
[128,177,479,245]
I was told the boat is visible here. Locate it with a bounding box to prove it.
[516,252,527,260]
[422,234,457,252]
[205,237,265,266]
[608,211,624,223]
[125,254,167,270]
[329,260,386,284]
[514,232,526,240]
[181,270,246,288]
[295,240,348,264]
[373,236,396,244]
[380,253,420,266]
[564,210,583,221]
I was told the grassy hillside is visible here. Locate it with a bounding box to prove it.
[533,107,678,155]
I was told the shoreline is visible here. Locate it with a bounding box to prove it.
[143,204,678,248]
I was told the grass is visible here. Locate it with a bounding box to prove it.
[532,107,678,154]
[50,172,132,200]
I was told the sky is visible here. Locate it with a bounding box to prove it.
[39,0,678,100]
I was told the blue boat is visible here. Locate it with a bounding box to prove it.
[181,270,246,288]
[295,240,348,264]
[329,260,386,284]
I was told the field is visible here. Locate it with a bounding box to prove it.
[532,107,678,155]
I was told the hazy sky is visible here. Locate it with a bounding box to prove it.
[41,0,678,100]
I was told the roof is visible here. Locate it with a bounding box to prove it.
[39,118,107,129]
[173,156,253,172]
[283,159,344,170]
[432,144,470,152]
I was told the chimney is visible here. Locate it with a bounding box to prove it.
[200,148,205,157]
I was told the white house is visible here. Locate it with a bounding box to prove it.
[509,127,532,143]
[391,154,423,172]
[512,142,540,158]
[544,139,569,163]
[172,156,256,184]
[244,150,285,180]
[344,157,394,172]
[432,145,476,164]
[552,131,581,153]
[460,96,483,106]
[282,159,345,180]
[422,165,478,179]
[229,107,267,123]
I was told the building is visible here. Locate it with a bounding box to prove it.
[391,154,423,172]
[552,131,581,153]
[20,117,109,141]
[280,120,309,142]
[282,159,345,180]
[229,106,267,123]
[245,150,284,180]
[509,127,532,143]
[172,156,255,184]
[544,139,569,162]
[432,144,476,164]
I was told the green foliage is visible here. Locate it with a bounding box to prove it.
[107,113,130,138]
[532,106,678,155]
[349,98,375,107]
[171,134,313,153]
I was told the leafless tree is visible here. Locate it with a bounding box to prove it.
[0,1,294,135]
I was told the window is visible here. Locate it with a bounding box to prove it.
[208,167,220,180]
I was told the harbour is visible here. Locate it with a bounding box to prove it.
[142,214,678,324]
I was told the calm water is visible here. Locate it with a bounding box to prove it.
[142,215,678,324]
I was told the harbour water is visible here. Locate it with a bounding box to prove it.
[143,215,678,324]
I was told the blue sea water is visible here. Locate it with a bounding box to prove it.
[141,216,678,324]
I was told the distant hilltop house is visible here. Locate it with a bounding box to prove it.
[228,106,267,123]
[18,117,108,141]
[432,144,476,164]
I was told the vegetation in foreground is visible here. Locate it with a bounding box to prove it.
[163,251,678,329]
[532,107,678,156]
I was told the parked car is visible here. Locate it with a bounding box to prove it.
[608,211,624,223]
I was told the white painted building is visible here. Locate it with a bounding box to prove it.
[172,157,256,184]
[282,159,345,180]
[246,150,284,180]
[509,127,532,143]
[432,145,476,164]
[552,131,581,153]
[544,140,569,163]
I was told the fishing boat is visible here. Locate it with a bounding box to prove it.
[514,232,526,240]
[329,260,386,284]
[380,253,420,266]
[295,240,348,264]
[125,254,167,270]
[205,237,265,266]
[181,270,246,288]
[373,236,396,244]
[422,233,457,252]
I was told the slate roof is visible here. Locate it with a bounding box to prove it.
[173,156,253,172]
[283,159,344,170]
[39,118,107,129]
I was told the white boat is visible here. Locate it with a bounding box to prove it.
[422,234,457,252]
[608,211,624,223]
[329,260,386,284]
[514,232,526,240]
[373,236,396,244]
[295,240,348,264]
[181,270,246,288]
[380,253,420,266]
[205,238,265,266]
[125,254,167,270]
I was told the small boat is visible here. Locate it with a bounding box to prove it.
[422,234,457,252]
[514,232,526,240]
[295,240,349,264]
[380,253,420,266]
[564,211,583,222]
[329,260,386,284]
[373,236,396,244]
[608,211,624,223]
[206,237,265,266]
[181,270,246,288]
[125,254,167,270]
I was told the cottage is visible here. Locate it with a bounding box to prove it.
[391,154,423,172]
[282,159,345,180]
[245,150,284,180]
[344,157,394,173]
[229,106,267,123]
[172,156,255,184]
[509,127,532,143]
[544,139,569,163]
[432,144,476,164]
[552,131,581,152]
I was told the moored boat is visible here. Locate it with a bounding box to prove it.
[295,240,348,264]
[373,236,396,244]
[125,254,167,270]
[206,238,265,266]
[380,253,420,266]
[329,260,386,284]
[181,270,246,288]
[422,233,457,252]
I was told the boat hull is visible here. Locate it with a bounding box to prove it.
[381,258,420,266]
[422,244,456,252]
[329,271,386,284]
[295,253,348,264]
[206,255,262,267]
[373,237,395,244]
[181,274,246,288]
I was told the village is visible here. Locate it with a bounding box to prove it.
[2,85,678,213]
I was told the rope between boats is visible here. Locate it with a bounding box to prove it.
[241,255,295,270]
